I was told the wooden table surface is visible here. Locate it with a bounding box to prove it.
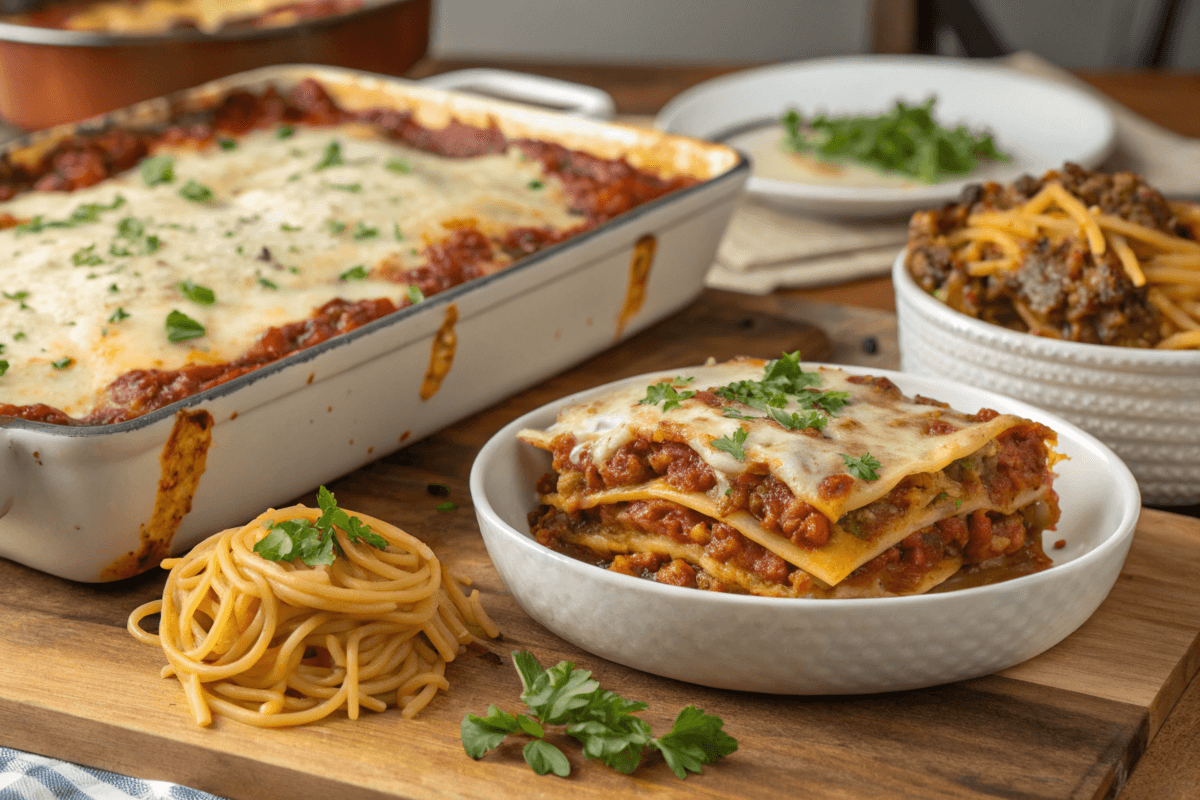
[411,57,1200,800]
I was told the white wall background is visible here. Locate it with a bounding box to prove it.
[431,0,1200,69]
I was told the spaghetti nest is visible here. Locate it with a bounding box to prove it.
[128,505,498,728]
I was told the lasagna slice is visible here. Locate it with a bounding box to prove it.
[519,355,1061,599]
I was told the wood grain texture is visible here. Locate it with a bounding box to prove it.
[3,293,1199,800]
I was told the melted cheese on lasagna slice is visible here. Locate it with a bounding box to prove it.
[520,358,1059,597]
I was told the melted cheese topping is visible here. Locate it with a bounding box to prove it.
[0,124,579,417]
[521,361,1024,523]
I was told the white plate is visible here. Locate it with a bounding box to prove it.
[655,55,1116,218]
[470,365,1139,695]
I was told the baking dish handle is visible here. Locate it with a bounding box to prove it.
[419,69,615,121]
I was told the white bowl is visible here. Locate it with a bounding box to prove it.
[469,366,1139,695]
[893,251,1200,506]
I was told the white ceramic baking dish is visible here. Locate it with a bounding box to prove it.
[0,64,748,582]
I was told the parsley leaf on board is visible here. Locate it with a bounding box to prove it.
[711,427,748,461]
[165,309,205,343]
[638,376,695,412]
[462,651,736,779]
[651,706,740,780]
[841,452,882,481]
[139,154,175,186]
[177,279,216,306]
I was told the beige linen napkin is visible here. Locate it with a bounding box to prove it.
[705,51,1200,294]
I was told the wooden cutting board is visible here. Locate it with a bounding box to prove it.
[3,292,1198,800]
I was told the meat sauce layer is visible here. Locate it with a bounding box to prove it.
[545,417,1055,551]
[529,493,1057,598]
[0,79,697,426]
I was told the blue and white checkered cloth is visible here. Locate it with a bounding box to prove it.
[0,749,224,800]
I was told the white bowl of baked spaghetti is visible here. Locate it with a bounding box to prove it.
[896,164,1200,506]
[469,361,1139,695]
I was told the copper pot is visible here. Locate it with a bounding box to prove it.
[0,0,431,131]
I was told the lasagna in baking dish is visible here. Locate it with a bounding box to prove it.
[0,78,694,426]
[520,355,1061,598]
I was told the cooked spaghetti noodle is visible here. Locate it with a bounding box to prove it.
[128,504,498,728]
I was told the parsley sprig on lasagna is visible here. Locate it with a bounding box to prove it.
[520,357,1061,599]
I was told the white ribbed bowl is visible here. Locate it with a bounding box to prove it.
[893,251,1200,506]
[469,366,1139,695]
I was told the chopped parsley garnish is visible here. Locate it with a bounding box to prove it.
[13,332,25,341]
[0,360,7,377]
[385,158,412,174]
[710,351,850,430]
[841,452,882,481]
[258,277,279,290]
[51,356,72,369]
[768,407,828,431]
[528,179,544,190]
[435,501,458,513]
[108,307,130,323]
[462,651,737,779]
[17,195,128,235]
[276,125,294,139]
[252,486,388,567]
[352,222,378,240]
[165,309,205,343]
[280,223,302,232]
[326,219,347,235]
[108,283,119,292]
[287,173,301,182]
[327,182,362,193]
[178,180,214,202]
[406,285,424,304]
[218,138,237,150]
[177,279,216,306]
[780,98,1008,184]
[339,264,368,281]
[314,140,345,171]
[711,427,748,461]
[139,154,175,186]
[110,217,159,256]
[393,222,404,241]
[71,244,103,266]
[639,376,695,412]
[4,290,30,310]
